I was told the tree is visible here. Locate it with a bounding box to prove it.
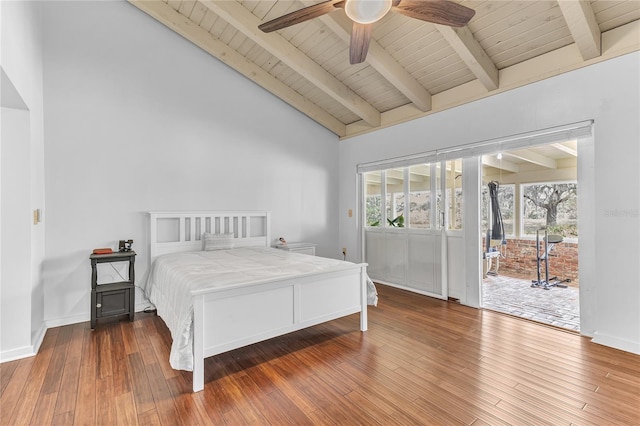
[523,183,577,227]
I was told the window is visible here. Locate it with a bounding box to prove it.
[445,160,463,230]
[522,182,578,237]
[365,171,382,227]
[386,168,405,227]
[364,161,464,230]
[409,164,430,228]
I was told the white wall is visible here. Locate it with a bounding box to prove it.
[41,1,339,326]
[339,52,640,355]
[0,1,46,361]
[1,108,31,356]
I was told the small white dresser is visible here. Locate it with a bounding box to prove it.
[274,242,316,256]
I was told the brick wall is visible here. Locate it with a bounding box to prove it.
[484,238,579,285]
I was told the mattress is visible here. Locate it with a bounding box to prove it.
[144,247,375,370]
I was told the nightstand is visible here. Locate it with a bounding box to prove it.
[90,251,136,329]
[274,242,316,256]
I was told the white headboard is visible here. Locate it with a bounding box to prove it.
[149,211,271,263]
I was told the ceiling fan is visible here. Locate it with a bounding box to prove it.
[258,0,475,65]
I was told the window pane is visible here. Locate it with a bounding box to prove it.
[446,160,463,230]
[365,171,382,227]
[522,182,578,237]
[498,184,515,236]
[409,164,430,228]
[435,163,442,229]
[386,168,405,227]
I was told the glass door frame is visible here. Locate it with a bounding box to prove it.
[359,160,449,300]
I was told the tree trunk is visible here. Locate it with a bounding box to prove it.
[546,204,558,227]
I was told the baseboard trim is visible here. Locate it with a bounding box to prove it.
[45,313,88,329]
[592,332,640,355]
[31,323,47,355]
[0,323,46,363]
[0,345,36,363]
[46,304,152,329]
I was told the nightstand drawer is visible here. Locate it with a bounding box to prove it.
[96,287,131,318]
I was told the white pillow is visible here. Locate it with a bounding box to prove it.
[202,232,235,251]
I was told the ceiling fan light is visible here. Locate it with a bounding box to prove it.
[345,0,392,24]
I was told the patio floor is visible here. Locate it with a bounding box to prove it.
[482,273,580,331]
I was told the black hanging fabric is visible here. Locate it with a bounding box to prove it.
[488,181,505,243]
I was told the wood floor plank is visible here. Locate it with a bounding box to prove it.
[7,328,59,425]
[0,357,35,424]
[73,327,99,426]
[0,359,19,396]
[120,319,139,355]
[127,352,155,415]
[147,330,178,381]
[137,408,161,426]
[253,360,319,416]
[41,325,73,395]
[295,373,381,425]
[344,388,406,425]
[164,374,211,425]
[132,320,158,366]
[1,285,639,425]
[52,323,86,420]
[144,362,181,425]
[231,373,305,425]
[96,375,117,426]
[29,390,58,425]
[114,391,139,425]
[51,410,74,426]
[200,377,233,424]
[108,320,131,397]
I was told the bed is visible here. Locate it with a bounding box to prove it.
[145,211,370,392]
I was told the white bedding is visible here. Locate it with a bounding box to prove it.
[144,247,376,371]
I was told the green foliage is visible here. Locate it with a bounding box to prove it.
[387,214,404,227]
[366,195,382,226]
[546,223,578,238]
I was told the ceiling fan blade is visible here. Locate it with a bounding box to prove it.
[393,0,475,27]
[350,22,373,64]
[259,0,343,33]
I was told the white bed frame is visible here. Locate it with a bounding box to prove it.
[148,211,368,392]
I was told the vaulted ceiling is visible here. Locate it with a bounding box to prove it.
[129,0,640,139]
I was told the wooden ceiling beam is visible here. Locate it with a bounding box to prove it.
[300,3,432,112]
[435,25,499,91]
[345,20,640,138]
[481,156,520,173]
[558,0,601,60]
[551,142,578,156]
[201,0,381,128]
[505,149,557,169]
[127,0,346,136]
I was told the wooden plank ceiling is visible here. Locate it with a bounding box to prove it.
[128,0,640,139]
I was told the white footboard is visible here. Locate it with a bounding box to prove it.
[191,265,368,392]
[147,211,368,393]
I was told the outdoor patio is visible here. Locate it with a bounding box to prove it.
[482,273,580,332]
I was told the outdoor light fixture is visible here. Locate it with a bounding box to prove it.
[344,0,393,24]
[497,152,503,160]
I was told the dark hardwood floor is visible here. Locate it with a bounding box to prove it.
[2,284,639,425]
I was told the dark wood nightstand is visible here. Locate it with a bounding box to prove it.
[90,251,136,330]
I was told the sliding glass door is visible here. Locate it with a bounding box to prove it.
[363,161,452,299]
